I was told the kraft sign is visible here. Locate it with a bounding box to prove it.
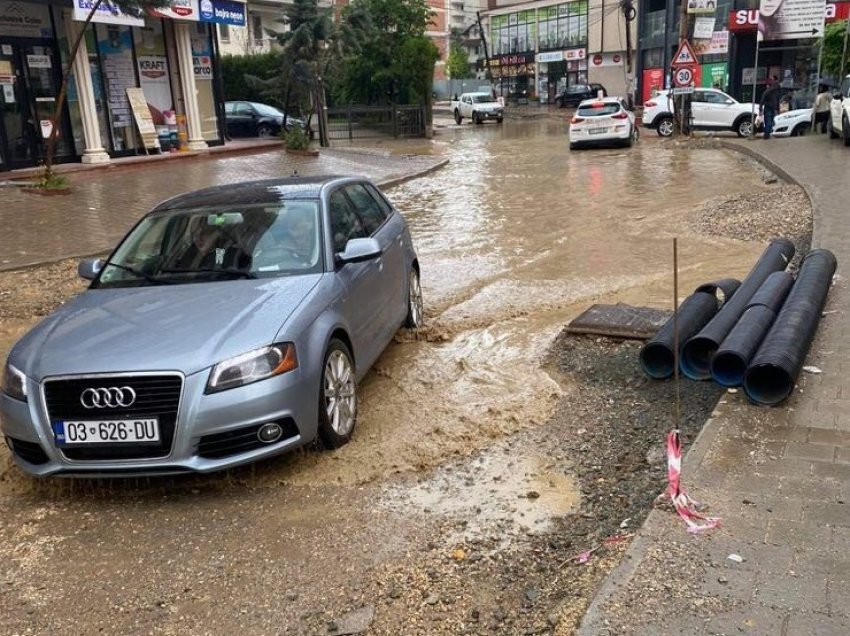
[729,1,850,30]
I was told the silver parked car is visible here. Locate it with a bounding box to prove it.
[1,176,423,476]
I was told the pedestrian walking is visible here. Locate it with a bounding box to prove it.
[814,85,831,134]
[760,76,780,139]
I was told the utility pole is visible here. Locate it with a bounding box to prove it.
[477,11,493,83]
[620,0,636,107]
[674,0,694,135]
[841,16,850,79]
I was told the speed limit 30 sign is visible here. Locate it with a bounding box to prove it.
[673,66,695,88]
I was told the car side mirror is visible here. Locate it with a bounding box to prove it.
[78,258,104,280]
[336,237,382,266]
[725,99,734,105]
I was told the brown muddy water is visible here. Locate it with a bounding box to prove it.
[0,121,774,635]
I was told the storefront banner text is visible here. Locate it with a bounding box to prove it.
[73,0,144,27]
[150,0,200,22]
[193,55,212,79]
[590,52,623,67]
[729,1,848,31]
[693,30,729,56]
[536,51,563,63]
[565,48,586,61]
[758,0,826,41]
[199,0,245,27]
[0,1,52,38]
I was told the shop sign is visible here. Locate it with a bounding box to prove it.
[694,16,715,39]
[498,53,532,65]
[729,2,848,31]
[193,55,213,79]
[26,54,51,69]
[537,51,563,63]
[199,0,245,27]
[688,0,716,15]
[0,1,52,38]
[758,0,826,40]
[73,0,145,27]
[138,55,168,80]
[591,53,623,67]
[692,30,729,55]
[565,48,586,61]
[150,0,200,21]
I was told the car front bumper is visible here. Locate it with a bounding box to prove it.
[0,368,319,477]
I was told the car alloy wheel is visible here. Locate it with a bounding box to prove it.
[736,119,753,137]
[257,124,273,138]
[657,117,674,137]
[405,268,424,328]
[317,340,357,448]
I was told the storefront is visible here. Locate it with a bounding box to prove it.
[0,0,244,170]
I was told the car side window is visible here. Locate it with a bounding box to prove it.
[693,91,708,103]
[236,102,253,116]
[364,183,393,218]
[704,91,728,104]
[225,102,235,115]
[344,184,388,235]
[329,190,367,253]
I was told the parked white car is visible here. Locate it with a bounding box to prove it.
[643,88,758,137]
[451,92,504,125]
[569,97,638,149]
[828,75,850,145]
[771,108,812,137]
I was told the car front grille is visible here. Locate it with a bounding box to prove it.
[6,437,50,465]
[197,419,299,459]
[43,375,182,461]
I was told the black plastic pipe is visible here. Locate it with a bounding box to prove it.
[694,278,742,304]
[710,272,794,387]
[681,239,796,380]
[744,249,837,406]
[639,289,725,380]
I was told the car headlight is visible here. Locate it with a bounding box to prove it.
[206,343,298,394]
[2,362,27,402]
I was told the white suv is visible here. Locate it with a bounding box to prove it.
[643,88,758,137]
[828,75,850,145]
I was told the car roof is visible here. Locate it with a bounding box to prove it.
[152,176,356,211]
[577,97,622,106]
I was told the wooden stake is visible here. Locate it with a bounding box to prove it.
[672,238,681,431]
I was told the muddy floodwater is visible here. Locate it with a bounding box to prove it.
[0,121,775,635]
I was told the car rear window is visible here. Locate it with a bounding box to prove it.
[577,103,620,117]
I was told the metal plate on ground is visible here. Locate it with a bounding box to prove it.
[565,303,671,340]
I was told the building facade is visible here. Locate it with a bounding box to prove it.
[481,0,636,103]
[0,0,245,170]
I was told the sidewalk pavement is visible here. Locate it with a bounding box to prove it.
[578,135,850,635]
[0,144,447,272]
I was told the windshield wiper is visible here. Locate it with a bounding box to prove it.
[159,267,258,279]
[103,262,176,285]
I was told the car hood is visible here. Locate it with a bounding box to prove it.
[12,275,322,379]
[776,108,812,119]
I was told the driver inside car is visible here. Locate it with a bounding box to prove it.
[280,206,317,265]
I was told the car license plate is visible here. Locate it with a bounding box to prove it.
[589,127,608,135]
[53,419,160,445]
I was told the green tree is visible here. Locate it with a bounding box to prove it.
[822,21,850,79]
[334,0,436,105]
[42,0,169,185]
[446,45,472,79]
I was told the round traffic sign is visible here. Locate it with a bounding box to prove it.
[674,67,694,88]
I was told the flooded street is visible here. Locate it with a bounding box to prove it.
[0,121,781,635]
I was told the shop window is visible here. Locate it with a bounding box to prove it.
[96,23,139,154]
[219,24,230,43]
[134,22,173,128]
[642,48,664,69]
[252,15,263,47]
[191,23,221,143]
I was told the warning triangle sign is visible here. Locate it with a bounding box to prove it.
[672,40,698,66]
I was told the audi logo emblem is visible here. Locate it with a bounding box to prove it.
[80,386,137,409]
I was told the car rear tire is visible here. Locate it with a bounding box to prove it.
[656,117,674,137]
[404,268,424,329]
[828,117,839,139]
[257,124,274,138]
[555,98,563,108]
[735,118,753,138]
[454,110,462,125]
[317,339,357,449]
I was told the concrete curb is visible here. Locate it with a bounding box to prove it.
[0,158,450,274]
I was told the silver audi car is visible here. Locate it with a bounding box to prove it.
[0,176,423,476]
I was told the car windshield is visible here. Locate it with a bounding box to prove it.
[568,85,590,94]
[472,94,496,103]
[96,201,323,288]
[252,103,283,117]
[577,103,620,116]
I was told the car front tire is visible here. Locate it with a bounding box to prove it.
[555,98,563,108]
[735,118,753,137]
[454,110,463,125]
[317,339,357,449]
[656,117,674,137]
[473,112,482,125]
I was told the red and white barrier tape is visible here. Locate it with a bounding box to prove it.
[667,429,721,534]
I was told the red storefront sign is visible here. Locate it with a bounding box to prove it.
[729,1,850,31]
